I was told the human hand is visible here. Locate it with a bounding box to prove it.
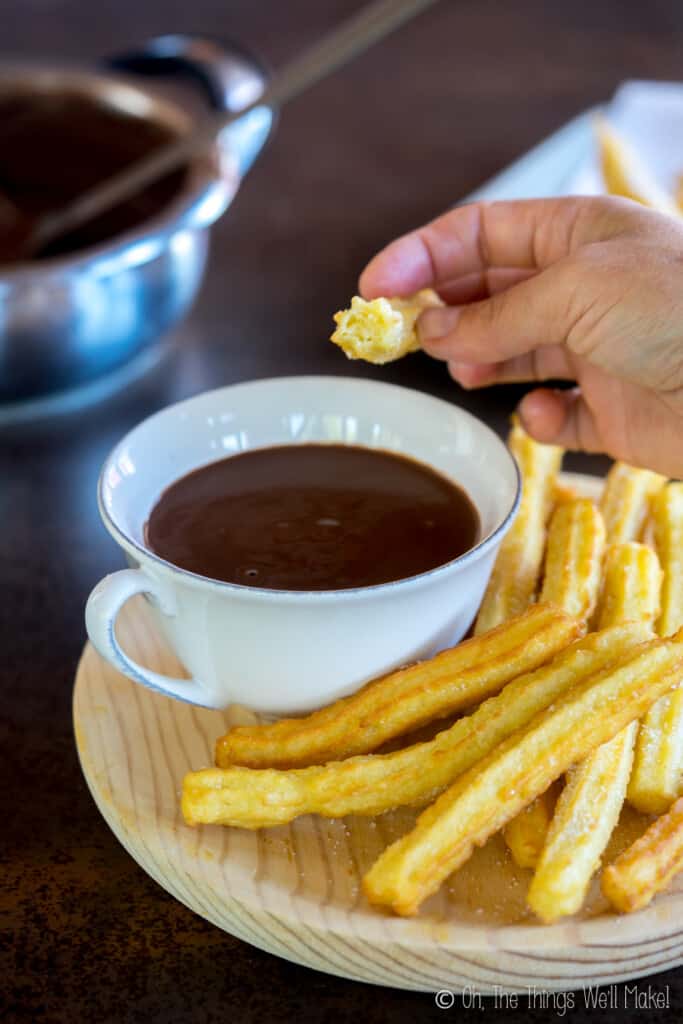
[359,197,683,476]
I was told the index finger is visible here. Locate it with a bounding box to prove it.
[359,196,641,299]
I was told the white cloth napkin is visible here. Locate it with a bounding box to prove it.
[569,79,683,196]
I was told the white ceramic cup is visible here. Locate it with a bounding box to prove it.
[85,376,521,714]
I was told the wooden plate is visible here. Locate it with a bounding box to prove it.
[73,474,683,993]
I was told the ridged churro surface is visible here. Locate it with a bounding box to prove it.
[363,637,683,916]
[629,485,683,814]
[602,795,683,913]
[474,420,562,635]
[539,499,606,622]
[184,624,645,829]
[215,604,577,769]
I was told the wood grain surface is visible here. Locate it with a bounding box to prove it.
[73,475,683,994]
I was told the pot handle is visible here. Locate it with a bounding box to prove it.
[105,35,274,175]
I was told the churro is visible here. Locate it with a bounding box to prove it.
[528,722,637,922]
[539,499,606,622]
[503,497,605,864]
[503,787,559,870]
[595,117,680,215]
[330,289,442,364]
[595,542,662,631]
[602,795,683,913]
[363,634,683,916]
[184,624,646,828]
[215,604,577,769]
[653,484,683,637]
[527,542,661,922]
[629,484,683,814]
[551,480,579,508]
[474,420,562,635]
[599,462,665,546]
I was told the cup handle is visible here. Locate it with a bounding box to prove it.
[85,569,220,708]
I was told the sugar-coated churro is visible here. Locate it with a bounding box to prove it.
[503,498,605,864]
[527,541,661,922]
[629,484,683,814]
[599,461,666,546]
[474,420,562,635]
[215,604,578,769]
[595,542,662,631]
[539,499,606,622]
[628,695,683,815]
[330,289,442,364]
[363,634,683,916]
[528,722,637,922]
[184,624,647,828]
[602,795,683,913]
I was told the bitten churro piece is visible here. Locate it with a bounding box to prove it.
[503,787,559,870]
[595,117,680,215]
[539,499,606,622]
[602,795,683,913]
[474,420,563,635]
[599,462,666,546]
[215,604,578,769]
[330,289,443,364]
[363,635,683,917]
[527,542,661,922]
[184,624,645,828]
[628,484,683,814]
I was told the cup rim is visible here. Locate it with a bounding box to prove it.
[98,376,522,601]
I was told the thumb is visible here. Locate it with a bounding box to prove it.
[419,260,581,365]
[518,388,603,454]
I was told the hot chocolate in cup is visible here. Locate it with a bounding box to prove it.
[85,376,521,715]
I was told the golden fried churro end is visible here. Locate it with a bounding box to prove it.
[653,482,683,637]
[330,289,442,364]
[474,420,563,634]
[599,462,667,546]
[540,499,606,622]
[627,690,683,815]
[551,481,578,507]
[596,542,662,630]
[503,786,559,870]
[602,795,683,913]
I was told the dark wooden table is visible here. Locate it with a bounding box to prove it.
[4,2,683,1021]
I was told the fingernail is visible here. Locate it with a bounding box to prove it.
[419,306,461,346]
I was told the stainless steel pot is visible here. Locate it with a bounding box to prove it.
[0,35,273,404]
